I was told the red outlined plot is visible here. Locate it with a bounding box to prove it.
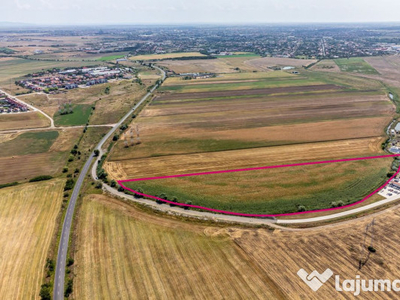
[117,154,400,217]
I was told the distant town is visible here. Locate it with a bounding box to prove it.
[2,24,400,60]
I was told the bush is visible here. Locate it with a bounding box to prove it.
[62,167,69,173]
[29,175,53,182]
[63,192,69,198]
[95,181,102,189]
[184,200,192,210]
[0,182,18,190]
[112,134,119,141]
[135,188,144,198]
[94,149,100,157]
[64,179,75,191]
[297,205,306,212]
[117,185,124,192]
[110,180,117,187]
[67,257,74,266]
[64,278,73,297]
[368,246,377,253]
[68,155,74,162]
[39,283,51,300]
[74,168,79,173]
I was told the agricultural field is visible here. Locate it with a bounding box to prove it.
[0,129,79,184]
[54,104,93,126]
[310,59,340,72]
[364,55,400,88]
[130,52,206,61]
[334,58,380,75]
[106,69,395,214]
[123,158,391,214]
[74,193,400,300]
[0,179,64,300]
[74,194,279,299]
[0,111,50,130]
[158,56,317,74]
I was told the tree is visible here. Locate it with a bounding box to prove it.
[94,149,100,157]
[110,180,117,187]
[39,283,51,300]
[63,167,68,173]
[112,134,119,141]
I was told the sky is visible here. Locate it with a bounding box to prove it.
[3,0,400,25]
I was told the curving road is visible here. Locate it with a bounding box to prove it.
[0,88,55,128]
[53,66,166,300]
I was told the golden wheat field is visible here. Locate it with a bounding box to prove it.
[0,180,64,299]
[73,194,280,299]
[74,193,400,300]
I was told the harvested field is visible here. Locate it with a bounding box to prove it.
[232,206,400,299]
[0,180,64,299]
[159,83,341,99]
[158,59,241,74]
[0,111,50,131]
[106,137,385,180]
[364,55,400,87]
[74,194,280,300]
[108,69,393,214]
[75,193,400,299]
[244,57,317,70]
[130,52,206,61]
[0,128,79,184]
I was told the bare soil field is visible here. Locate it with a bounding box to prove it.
[74,194,280,300]
[75,193,400,299]
[245,57,317,70]
[0,112,50,131]
[364,55,400,87]
[0,180,64,300]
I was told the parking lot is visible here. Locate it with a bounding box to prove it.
[378,178,400,198]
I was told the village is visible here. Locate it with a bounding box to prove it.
[0,92,29,114]
[16,66,134,93]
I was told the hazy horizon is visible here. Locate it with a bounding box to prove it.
[4,0,400,26]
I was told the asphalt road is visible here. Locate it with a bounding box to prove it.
[53,66,165,300]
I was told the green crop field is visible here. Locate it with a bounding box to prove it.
[0,131,59,157]
[124,158,391,214]
[97,54,126,61]
[334,57,380,75]
[54,104,92,126]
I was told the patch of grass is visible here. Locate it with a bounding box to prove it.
[97,55,125,61]
[0,131,59,157]
[54,104,92,126]
[334,58,380,75]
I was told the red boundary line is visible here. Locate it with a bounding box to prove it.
[117,155,400,217]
